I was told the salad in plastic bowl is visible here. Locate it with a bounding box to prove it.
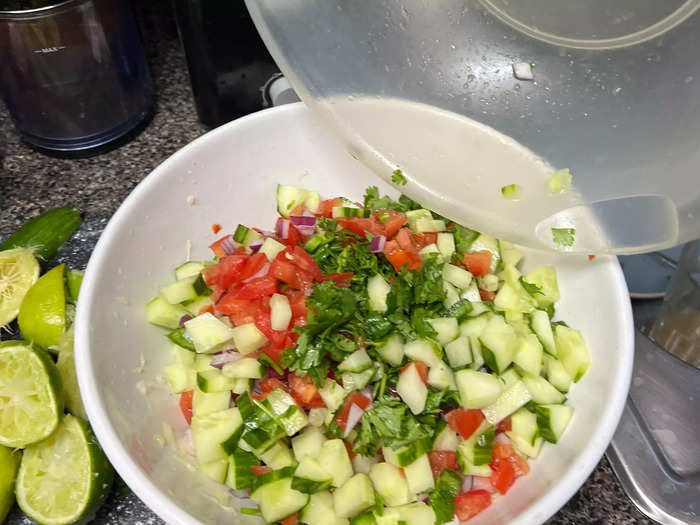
[75,103,633,525]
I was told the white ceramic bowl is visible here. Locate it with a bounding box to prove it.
[75,103,634,525]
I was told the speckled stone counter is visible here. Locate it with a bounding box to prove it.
[0,6,653,525]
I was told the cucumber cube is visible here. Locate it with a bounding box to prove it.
[260,237,287,262]
[393,502,437,525]
[402,453,434,494]
[369,462,410,506]
[199,459,228,483]
[437,232,456,259]
[397,363,428,415]
[443,263,473,290]
[427,317,459,346]
[403,339,442,367]
[333,473,375,519]
[444,336,472,369]
[367,274,391,312]
[191,407,242,463]
[257,440,296,469]
[427,361,456,391]
[455,369,503,409]
[251,477,309,524]
[319,439,353,488]
[300,491,345,525]
[338,348,373,373]
[554,325,590,382]
[184,313,235,354]
[292,425,327,461]
[230,322,268,354]
[221,357,263,379]
[377,334,404,366]
[536,404,574,443]
[481,380,532,425]
[145,295,188,329]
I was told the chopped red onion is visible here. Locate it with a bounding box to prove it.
[220,235,238,255]
[370,234,386,253]
[344,403,365,437]
[243,262,270,282]
[472,476,496,493]
[178,314,193,327]
[248,238,264,253]
[494,432,512,445]
[210,350,243,369]
[276,219,290,239]
[290,215,317,227]
[461,474,473,493]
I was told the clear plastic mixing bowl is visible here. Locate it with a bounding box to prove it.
[246,0,700,254]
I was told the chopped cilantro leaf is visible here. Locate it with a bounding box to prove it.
[317,217,337,232]
[451,224,480,254]
[429,469,462,525]
[392,169,408,186]
[519,276,543,296]
[552,227,575,247]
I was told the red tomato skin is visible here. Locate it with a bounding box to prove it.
[337,218,384,238]
[496,418,512,432]
[202,254,247,288]
[401,361,428,383]
[318,272,354,287]
[335,391,371,429]
[490,459,517,494]
[373,210,407,239]
[447,408,486,440]
[464,251,492,276]
[385,249,422,272]
[250,465,272,476]
[179,390,193,425]
[428,450,458,479]
[453,490,492,521]
[230,275,278,299]
[238,252,268,281]
[412,232,438,250]
[316,198,343,218]
[288,373,326,409]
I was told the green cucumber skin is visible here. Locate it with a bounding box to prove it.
[0,207,81,261]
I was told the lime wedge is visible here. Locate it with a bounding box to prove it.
[0,341,63,447]
[55,326,87,419]
[0,247,40,328]
[18,265,66,350]
[16,415,114,525]
[0,445,21,521]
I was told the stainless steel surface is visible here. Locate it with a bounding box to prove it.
[608,330,700,524]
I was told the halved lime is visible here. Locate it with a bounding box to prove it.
[0,247,40,328]
[18,265,66,350]
[16,414,115,525]
[55,326,87,419]
[0,341,63,447]
[0,445,21,521]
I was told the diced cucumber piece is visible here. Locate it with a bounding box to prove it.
[182,294,214,316]
[308,407,328,427]
[460,279,482,303]
[521,374,566,404]
[352,453,379,475]
[304,191,321,213]
[476,274,499,292]
[478,316,517,374]
[499,240,523,268]
[536,404,574,443]
[172,344,195,366]
[499,367,521,387]
[403,339,442,367]
[443,280,460,308]
[554,325,590,382]
[339,348,373,373]
[300,491,347,525]
[455,369,503,409]
[319,378,347,414]
[332,206,364,218]
[377,334,404,366]
[470,233,501,273]
[251,477,309,524]
[481,380,532,425]
[263,389,308,436]
[341,369,375,394]
[258,440,296,469]
[268,293,292,331]
[222,357,263,379]
[443,263,472,290]
[184,313,235,354]
[191,407,242,463]
[418,243,443,263]
[319,439,353,488]
[414,218,446,233]
[196,369,238,393]
[166,326,195,352]
[145,296,188,329]
[524,266,559,307]
[444,336,472,369]
[437,232,456,259]
[544,354,572,393]
[507,431,544,459]
[194,354,213,371]
[161,274,209,305]
[393,502,437,525]
[547,168,572,193]
[405,209,433,230]
[164,363,194,393]
[427,317,459,346]
[433,424,459,452]
[509,407,539,446]
[226,449,260,490]
[513,334,543,377]
[459,315,490,338]
[261,237,287,262]
[192,389,231,416]
[457,423,494,466]
[231,322,268,354]
[494,282,535,314]
[368,274,391,312]
[389,437,433,468]
[334,474,375,519]
[199,459,228,483]
[277,185,313,218]
[397,363,428,415]
[233,224,262,245]
[403,453,434,494]
[427,360,457,391]
[175,261,205,280]
[293,455,332,494]
[530,310,557,356]
[369,462,411,506]
[373,509,400,525]
[292,426,327,461]
[461,462,493,477]
[232,377,251,395]
[469,336,485,370]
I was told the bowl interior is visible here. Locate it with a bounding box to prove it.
[75,103,633,525]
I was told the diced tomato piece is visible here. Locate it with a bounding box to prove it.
[337,218,384,238]
[454,490,492,521]
[383,239,400,253]
[251,465,272,476]
[217,296,255,322]
[401,361,428,383]
[285,223,303,246]
[489,460,516,494]
[491,443,530,477]
[238,253,269,281]
[284,290,308,319]
[259,377,289,395]
[229,275,278,300]
[479,289,496,302]
[288,373,326,409]
[428,450,458,479]
[396,228,417,251]
[412,232,438,250]
[289,204,305,217]
[588,254,596,261]
[316,198,343,218]
[271,259,314,290]
[202,254,247,288]
[209,235,231,258]
[496,418,512,432]
[262,344,286,362]
[279,513,298,525]
[447,408,485,440]
[385,249,422,272]
[464,251,492,276]
[286,246,323,280]
[198,304,214,316]
[211,223,222,234]
[179,390,193,425]
[318,272,354,287]
[254,310,287,347]
[373,210,408,240]
[335,391,371,430]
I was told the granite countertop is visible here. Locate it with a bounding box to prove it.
[0,7,653,525]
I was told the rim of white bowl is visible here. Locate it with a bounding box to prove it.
[75,102,634,525]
